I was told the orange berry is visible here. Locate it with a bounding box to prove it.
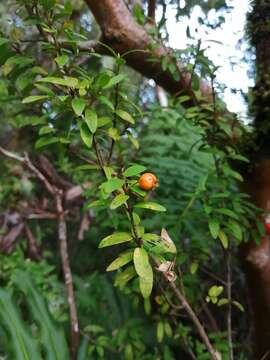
[139,173,157,191]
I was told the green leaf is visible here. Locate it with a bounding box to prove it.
[95,72,111,88]
[72,98,86,116]
[22,95,49,104]
[110,194,129,210]
[124,165,146,177]
[130,185,146,197]
[232,300,244,312]
[0,289,41,359]
[103,74,126,89]
[127,134,139,149]
[227,220,242,241]
[108,127,120,141]
[139,272,153,299]
[40,0,55,10]
[85,109,98,133]
[34,84,54,95]
[164,322,173,337]
[218,230,229,249]
[39,126,56,135]
[86,200,104,209]
[98,95,114,110]
[12,270,69,359]
[115,109,135,124]
[38,76,78,87]
[157,322,164,343]
[35,136,59,149]
[55,55,68,67]
[142,233,160,243]
[124,344,133,360]
[135,202,166,212]
[208,218,220,239]
[190,261,199,274]
[103,178,124,193]
[0,37,9,46]
[103,166,113,180]
[209,285,224,297]
[99,232,133,248]
[215,208,239,220]
[98,116,112,128]
[134,248,150,277]
[114,266,136,287]
[106,250,134,271]
[217,298,229,306]
[133,212,141,225]
[80,123,93,148]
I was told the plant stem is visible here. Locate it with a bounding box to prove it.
[108,61,121,164]
[168,280,220,360]
[227,247,234,360]
[56,192,80,360]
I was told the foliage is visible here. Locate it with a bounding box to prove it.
[0,0,262,359]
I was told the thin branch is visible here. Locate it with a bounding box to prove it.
[55,192,80,359]
[24,223,42,260]
[167,279,220,360]
[199,297,220,333]
[26,212,58,220]
[227,248,234,360]
[147,0,156,22]
[0,146,55,195]
[0,146,24,162]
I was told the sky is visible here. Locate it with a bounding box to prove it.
[161,0,253,119]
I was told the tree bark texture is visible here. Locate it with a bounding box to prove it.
[84,0,213,106]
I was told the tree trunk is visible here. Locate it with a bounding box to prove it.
[241,160,270,357]
[240,1,270,357]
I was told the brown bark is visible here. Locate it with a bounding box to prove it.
[239,2,270,356]
[147,0,156,21]
[241,160,270,357]
[56,192,79,359]
[84,0,213,106]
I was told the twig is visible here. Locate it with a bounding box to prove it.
[199,297,219,332]
[0,146,54,195]
[157,282,183,311]
[168,280,220,360]
[108,61,121,164]
[200,266,227,286]
[147,0,156,22]
[227,247,234,360]
[55,192,79,359]
[24,223,42,260]
[155,262,219,360]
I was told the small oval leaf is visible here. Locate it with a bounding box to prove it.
[124,165,146,177]
[85,109,98,133]
[110,194,129,210]
[135,202,166,212]
[99,232,133,248]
